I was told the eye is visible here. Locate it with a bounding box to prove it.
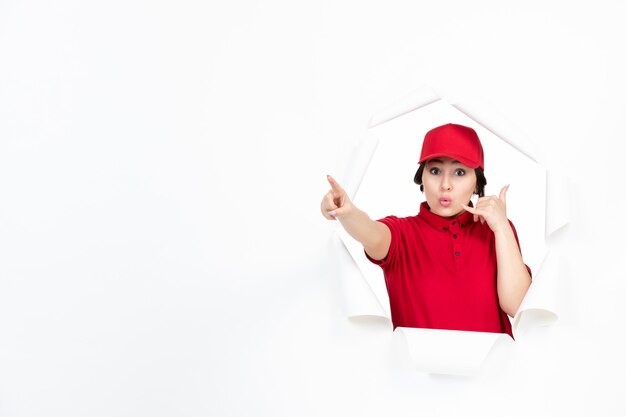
[429,167,440,175]
[454,169,466,176]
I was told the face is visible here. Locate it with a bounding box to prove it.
[422,157,477,218]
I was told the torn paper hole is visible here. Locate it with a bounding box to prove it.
[334,87,566,374]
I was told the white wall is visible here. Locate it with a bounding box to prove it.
[1,1,624,416]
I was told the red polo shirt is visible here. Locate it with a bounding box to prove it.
[366,202,531,338]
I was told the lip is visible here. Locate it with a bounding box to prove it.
[439,197,452,207]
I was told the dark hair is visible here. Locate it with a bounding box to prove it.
[413,163,487,197]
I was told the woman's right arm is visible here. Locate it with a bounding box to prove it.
[320,175,391,261]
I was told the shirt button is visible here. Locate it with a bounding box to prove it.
[452,221,456,225]
[453,234,457,239]
[455,251,460,256]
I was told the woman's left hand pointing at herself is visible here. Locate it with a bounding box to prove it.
[461,185,510,233]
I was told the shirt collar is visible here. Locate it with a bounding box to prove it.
[418,201,475,232]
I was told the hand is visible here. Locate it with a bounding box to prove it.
[461,185,510,233]
[320,175,354,220]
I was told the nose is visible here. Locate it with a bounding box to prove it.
[441,174,452,191]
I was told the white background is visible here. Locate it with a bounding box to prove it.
[1,1,625,416]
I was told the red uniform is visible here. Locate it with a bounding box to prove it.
[366,202,531,338]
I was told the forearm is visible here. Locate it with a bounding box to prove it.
[494,224,532,317]
[337,206,390,258]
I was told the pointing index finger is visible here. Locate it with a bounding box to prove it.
[327,175,344,194]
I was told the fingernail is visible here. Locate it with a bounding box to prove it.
[328,210,336,216]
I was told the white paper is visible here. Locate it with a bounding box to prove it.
[546,169,571,236]
[513,250,561,337]
[331,233,388,319]
[450,99,540,164]
[337,227,391,319]
[396,327,513,376]
[341,131,380,201]
[368,85,441,128]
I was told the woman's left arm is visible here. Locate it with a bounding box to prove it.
[462,185,531,317]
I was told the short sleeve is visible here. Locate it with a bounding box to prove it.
[509,220,532,278]
[364,215,402,269]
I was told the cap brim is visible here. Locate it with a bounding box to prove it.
[418,152,481,169]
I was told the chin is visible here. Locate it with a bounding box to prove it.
[434,206,463,218]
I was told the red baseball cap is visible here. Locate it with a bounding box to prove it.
[418,123,484,170]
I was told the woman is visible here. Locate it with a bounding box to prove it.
[320,123,531,338]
